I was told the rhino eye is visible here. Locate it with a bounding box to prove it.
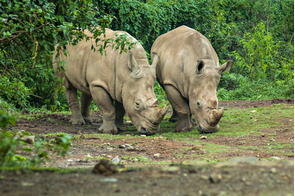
[135,100,143,110]
[197,102,200,106]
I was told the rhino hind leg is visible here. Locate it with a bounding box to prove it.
[65,79,85,125]
[164,85,193,132]
[81,93,93,124]
[115,101,128,132]
[90,86,118,134]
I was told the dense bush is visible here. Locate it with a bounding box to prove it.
[0,0,293,110]
[0,0,133,109]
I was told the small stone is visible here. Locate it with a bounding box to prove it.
[270,168,276,173]
[161,166,180,174]
[112,156,120,164]
[261,134,265,137]
[99,178,118,182]
[118,145,126,148]
[188,168,197,174]
[22,182,34,186]
[20,136,35,144]
[199,149,206,154]
[154,136,163,140]
[270,156,280,160]
[140,135,146,137]
[209,173,222,183]
[200,136,207,140]
[201,175,209,180]
[154,153,160,158]
[126,146,135,151]
[192,145,203,150]
[250,110,257,113]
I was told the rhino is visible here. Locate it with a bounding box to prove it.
[151,25,232,133]
[53,28,168,135]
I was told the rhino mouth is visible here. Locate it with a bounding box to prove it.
[137,118,160,135]
[196,118,219,133]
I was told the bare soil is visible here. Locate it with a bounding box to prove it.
[1,98,294,196]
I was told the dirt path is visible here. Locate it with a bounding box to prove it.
[1,98,294,196]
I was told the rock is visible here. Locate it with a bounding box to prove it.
[199,149,206,154]
[192,145,203,150]
[118,144,126,148]
[140,135,146,137]
[270,168,276,173]
[209,173,222,183]
[270,156,280,160]
[154,153,160,158]
[188,168,198,174]
[227,156,258,164]
[200,136,207,140]
[154,136,163,141]
[93,159,124,176]
[161,166,180,174]
[20,136,35,144]
[250,110,257,113]
[126,146,135,151]
[21,182,34,186]
[112,156,120,164]
[261,134,265,137]
[99,177,118,182]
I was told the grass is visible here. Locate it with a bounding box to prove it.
[9,102,294,167]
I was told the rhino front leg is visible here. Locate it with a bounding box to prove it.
[81,93,93,124]
[65,80,85,125]
[164,85,193,132]
[169,107,178,122]
[90,86,118,134]
[115,101,128,132]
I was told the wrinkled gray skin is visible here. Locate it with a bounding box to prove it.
[151,25,232,133]
[53,28,168,135]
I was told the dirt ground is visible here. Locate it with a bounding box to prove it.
[0,98,294,196]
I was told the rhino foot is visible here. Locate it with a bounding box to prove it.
[117,124,128,132]
[83,116,93,124]
[175,124,194,132]
[70,118,85,125]
[98,123,118,135]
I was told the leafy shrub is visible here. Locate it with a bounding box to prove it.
[0,110,72,168]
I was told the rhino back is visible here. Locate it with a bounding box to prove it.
[54,28,147,102]
[152,25,219,98]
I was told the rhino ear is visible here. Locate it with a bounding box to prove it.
[127,51,140,73]
[195,60,205,74]
[216,60,232,74]
[151,52,159,70]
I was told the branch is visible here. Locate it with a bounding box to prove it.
[0,23,49,43]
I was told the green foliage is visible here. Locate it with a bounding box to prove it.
[0,110,72,168]
[0,0,134,109]
[0,0,293,109]
[231,22,294,82]
[217,73,294,100]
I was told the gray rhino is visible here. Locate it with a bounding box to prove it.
[151,25,232,133]
[53,28,168,135]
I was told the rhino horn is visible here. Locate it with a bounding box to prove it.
[154,103,169,124]
[210,107,224,125]
[127,51,140,73]
[151,52,159,70]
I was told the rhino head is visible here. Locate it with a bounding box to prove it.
[189,59,232,133]
[122,52,169,135]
